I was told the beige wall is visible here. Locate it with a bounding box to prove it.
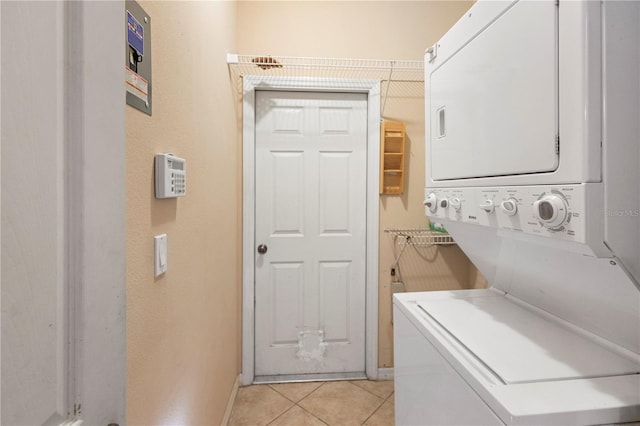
[236,1,477,369]
[126,1,240,424]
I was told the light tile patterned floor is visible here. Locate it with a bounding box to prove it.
[228,380,394,426]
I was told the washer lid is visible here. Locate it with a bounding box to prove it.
[417,295,640,384]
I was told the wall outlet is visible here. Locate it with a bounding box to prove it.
[391,281,405,293]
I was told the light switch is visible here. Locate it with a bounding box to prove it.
[154,234,167,277]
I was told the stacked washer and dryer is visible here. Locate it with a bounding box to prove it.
[393,1,640,425]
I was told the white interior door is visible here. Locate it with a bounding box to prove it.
[254,90,368,377]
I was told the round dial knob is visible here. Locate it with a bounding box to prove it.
[424,193,437,212]
[440,199,449,209]
[533,194,569,229]
[450,198,462,212]
[500,198,518,216]
[479,199,495,213]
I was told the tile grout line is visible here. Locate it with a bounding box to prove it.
[359,393,388,426]
[254,384,296,426]
[262,381,393,426]
[262,384,302,425]
[266,382,329,425]
[293,403,330,426]
[359,383,395,426]
[265,404,297,426]
[349,380,395,401]
[296,382,331,425]
[267,381,326,402]
[266,383,298,404]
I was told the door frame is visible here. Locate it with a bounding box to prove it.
[1,2,125,423]
[241,76,380,385]
[67,3,126,422]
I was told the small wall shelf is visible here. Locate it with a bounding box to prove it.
[380,120,406,195]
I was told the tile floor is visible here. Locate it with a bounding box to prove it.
[228,380,395,426]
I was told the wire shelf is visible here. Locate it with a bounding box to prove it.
[227,53,424,117]
[228,54,423,80]
[384,228,456,246]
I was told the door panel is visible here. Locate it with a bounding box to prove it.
[272,152,304,234]
[319,152,351,233]
[319,261,350,341]
[272,262,303,344]
[255,91,367,377]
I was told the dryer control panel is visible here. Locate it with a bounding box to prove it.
[425,184,604,248]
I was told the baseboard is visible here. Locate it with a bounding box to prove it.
[377,368,394,380]
[221,374,241,426]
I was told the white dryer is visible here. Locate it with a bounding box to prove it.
[394,0,640,424]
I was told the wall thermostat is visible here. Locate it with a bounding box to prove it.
[155,153,186,198]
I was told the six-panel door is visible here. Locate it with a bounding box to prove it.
[254,90,368,377]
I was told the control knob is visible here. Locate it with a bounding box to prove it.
[450,198,462,212]
[424,193,437,212]
[500,198,518,216]
[533,194,569,229]
[440,199,449,209]
[479,199,495,213]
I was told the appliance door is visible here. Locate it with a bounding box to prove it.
[429,0,558,181]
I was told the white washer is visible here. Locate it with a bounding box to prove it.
[394,0,640,424]
[394,289,640,425]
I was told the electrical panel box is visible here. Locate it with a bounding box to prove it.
[125,0,152,115]
[155,153,186,198]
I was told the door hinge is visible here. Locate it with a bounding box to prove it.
[555,0,559,7]
[555,135,560,155]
